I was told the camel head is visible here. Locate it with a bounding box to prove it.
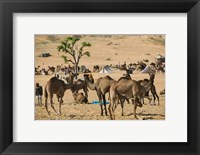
[84,73,94,82]
[83,74,89,80]
[89,74,94,83]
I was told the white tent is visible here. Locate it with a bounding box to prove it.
[141,66,154,74]
[99,66,113,73]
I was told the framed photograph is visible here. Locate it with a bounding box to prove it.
[0,0,199,154]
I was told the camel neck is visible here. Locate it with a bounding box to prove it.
[64,83,72,90]
[84,77,96,90]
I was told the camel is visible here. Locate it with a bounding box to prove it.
[160,89,165,95]
[44,77,73,115]
[66,73,88,98]
[65,73,75,83]
[138,78,160,105]
[72,79,89,98]
[41,68,48,75]
[108,74,155,120]
[47,66,55,74]
[35,66,41,75]
[73,92,89,104]
[93,65,100,73]
[35,66,40,72]
[84,74,115,116]
[122,73,158,105]
[118,64,127,72]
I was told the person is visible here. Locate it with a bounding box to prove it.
[35,83,43,105]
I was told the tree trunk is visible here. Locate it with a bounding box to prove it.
[75,63,78,79]
[75,58,80,79]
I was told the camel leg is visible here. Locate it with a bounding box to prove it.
[156,94,160,106]
[151,94,156,105]
[45,97,50,115]
[50,96,58,115]
[102,94,108,116]
[108,99,115,120]
[108,92,114,120]
[57,94,64,105]
[108,104,113,119]
[133,98,138,119]
[126,99,130,104]
[84,87,88,98]
[119,98,124,116]
[97,91,103,116]
[131,99,134,105]
[151,87,160,106]
[153,93,159,106]
[58,98,62,116]
[147,96,152,105]
[111,96,119,119]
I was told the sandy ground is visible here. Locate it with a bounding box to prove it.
[35,35,165,120]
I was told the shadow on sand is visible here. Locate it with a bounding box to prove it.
[127,112,165,120]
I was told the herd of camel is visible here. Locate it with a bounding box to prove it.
[43,67,164,120]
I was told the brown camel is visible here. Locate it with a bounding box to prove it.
[93,65,100,73]
[109,74,155,120]
[160,89,165,95]
[138,78,159,105]
[44,77,73,115]
[83,74,115,116]
[72,79,89,98]
[35,66,40,73]
[47,66,55,74]
[66,73,88,98]
[73,92,89,104]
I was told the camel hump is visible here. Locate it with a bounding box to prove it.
[105,75,113,80]
[117,76,130,82]
[50,77,58,81]
[96,77,102,84]
[143,78,149,82]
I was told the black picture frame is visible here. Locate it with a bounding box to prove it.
[0,0,200,154]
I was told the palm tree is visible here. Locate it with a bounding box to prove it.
[57,36,91,79]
